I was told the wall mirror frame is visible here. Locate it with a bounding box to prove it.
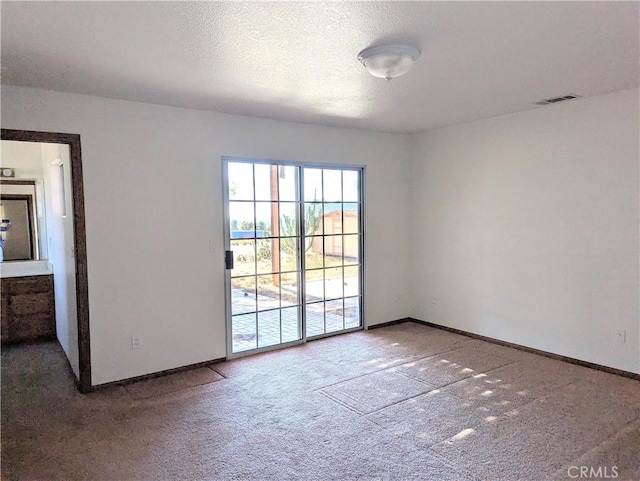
[0,192,35,261]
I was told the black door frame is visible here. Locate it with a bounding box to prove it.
[1,129,92,392]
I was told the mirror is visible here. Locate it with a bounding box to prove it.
[0,140,50,263]
[0,180,47,262]
[1,194,35,261]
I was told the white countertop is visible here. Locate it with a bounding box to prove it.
[0,260,53,278]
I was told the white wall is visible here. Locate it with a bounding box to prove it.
[1,140,43,178]
[41,142,78,377]
[5,85,635,382]
[410,89,640,373]
[1,86,413,385]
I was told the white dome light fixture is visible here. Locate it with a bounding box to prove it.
[357,45,420,81]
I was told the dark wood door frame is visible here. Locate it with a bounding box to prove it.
[1,129,91,392]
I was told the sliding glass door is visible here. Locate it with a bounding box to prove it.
[224,159,363,357]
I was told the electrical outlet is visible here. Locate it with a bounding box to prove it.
[431,297,437,305]
[615,329,626,344]
[131,335,141,349]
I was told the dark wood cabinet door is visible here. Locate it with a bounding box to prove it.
[2,275,55,343]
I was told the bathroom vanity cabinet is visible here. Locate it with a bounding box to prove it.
[1,274,55,343]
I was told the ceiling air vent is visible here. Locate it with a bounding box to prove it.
[534,94,581,106]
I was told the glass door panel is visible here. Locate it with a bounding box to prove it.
[302,167,363,338]
[226,161,302,354]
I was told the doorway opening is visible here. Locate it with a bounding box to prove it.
[1,129,91,392]
[223,159,364,357]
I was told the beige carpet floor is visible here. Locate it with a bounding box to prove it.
[2,322,639,480]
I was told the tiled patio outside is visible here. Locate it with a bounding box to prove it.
[231,289,360,353]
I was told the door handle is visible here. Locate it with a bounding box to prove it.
[225,250,234,270]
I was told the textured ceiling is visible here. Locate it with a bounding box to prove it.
[2,1,638,133]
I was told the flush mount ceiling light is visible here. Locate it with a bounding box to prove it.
[357,45,420,81]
